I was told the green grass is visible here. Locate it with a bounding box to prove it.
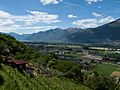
[0,64,90,90]
[90,63,120,75]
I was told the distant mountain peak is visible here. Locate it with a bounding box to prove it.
[54,28,62,30]
[8,19,120,43]
[66,28,82,32]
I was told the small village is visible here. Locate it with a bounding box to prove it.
[25,42,120,78]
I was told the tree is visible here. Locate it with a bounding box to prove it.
[84,74,118,90]
[64,65,84,83]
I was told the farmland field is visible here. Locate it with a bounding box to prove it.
[90,63,120,75]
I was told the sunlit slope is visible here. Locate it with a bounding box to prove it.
[0,64,90,90]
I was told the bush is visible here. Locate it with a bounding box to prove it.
[50,60,76,73]
[64,65,84,83]
[84,74,118,90]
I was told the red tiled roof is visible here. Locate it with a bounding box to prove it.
[11,60,27,64]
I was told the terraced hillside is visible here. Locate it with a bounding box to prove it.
[0,64,90,90]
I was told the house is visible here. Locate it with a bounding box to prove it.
[8,60,27,71]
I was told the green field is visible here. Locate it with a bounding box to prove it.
[0,64,90,90]
[90,63,120,75]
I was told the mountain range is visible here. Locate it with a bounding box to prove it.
[8,18,120,44]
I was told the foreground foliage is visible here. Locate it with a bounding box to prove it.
[0,64,90,90]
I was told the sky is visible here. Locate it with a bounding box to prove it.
[0,0,120,34]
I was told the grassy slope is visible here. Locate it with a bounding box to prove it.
[90,63,120,75]
[0,33,90,90]
[0,64,90,90]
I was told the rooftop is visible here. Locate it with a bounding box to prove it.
[10,60,27,65]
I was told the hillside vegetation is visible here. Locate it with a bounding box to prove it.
[0,64,89,90]
[0,33,90,90]
[0,33,120,90]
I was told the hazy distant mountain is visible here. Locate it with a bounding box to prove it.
[8,32,23,40]
[8,28,82,43]
[25,28,82,43]
[8,19,120,43]
[8,32,30,41]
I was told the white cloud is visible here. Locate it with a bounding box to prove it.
[28,11,60,24]
[0,11,14,25]
[0,10,60,26]
[0,10,11,17]
[0,10,60,25]
[73,19,97,28]
[0,19,14,25]
[68,14,77,18]
[40,0,62,5]
[73,16,115,28]
[92,12,102,17]
[98,16,115,24]
[0,10,60,34]
[0,25,59,34]
[85,0,103,5]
